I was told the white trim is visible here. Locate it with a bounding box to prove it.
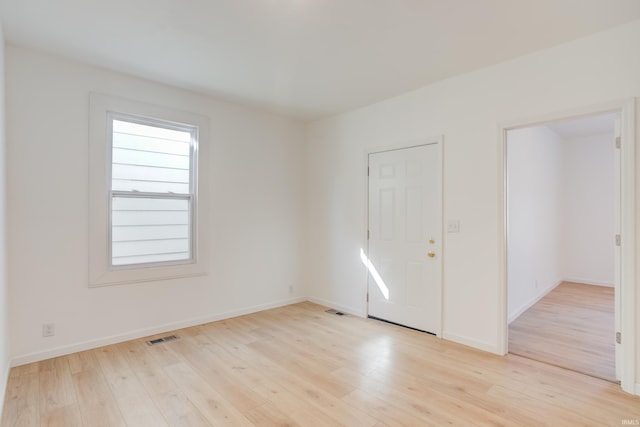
[618,98,636,395]
[366,137,442,155]
[498,99,632,131]
[561,277,614,287]
[497,98,636,394]
[10,296,306,367]
[89,93,210,287]
[363,136,444,337]
[442,331,500,355]
[497,125,508,355]
[87,271,207,287]
[508,279,562,324]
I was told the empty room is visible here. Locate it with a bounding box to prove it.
[1,1,640,426]
[506,114,620,382]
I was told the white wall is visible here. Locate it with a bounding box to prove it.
[562,132,615,286]
[0,22,10,419]
[306,18,640,365]
[6,46,307,364]
[506,126,615,322]
[507,126,564,322]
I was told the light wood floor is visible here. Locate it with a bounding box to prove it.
[509,281,616,382]
[3,302,639,426]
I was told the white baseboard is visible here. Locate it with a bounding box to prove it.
[11,296,306,367]
[306,296,366,318]
[562,277,614,287]
[309,298,499,356]
[442,331,501,355]
[508,279,562,324]
[636,382,640,396]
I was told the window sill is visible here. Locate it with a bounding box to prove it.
[89,263,207,288]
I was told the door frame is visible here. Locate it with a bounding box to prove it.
[497,98,636,394]
[364,136,444,337]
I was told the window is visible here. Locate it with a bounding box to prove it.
[89,94,208,287]
[109,115,196,267]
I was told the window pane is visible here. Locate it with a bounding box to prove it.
[113,147,190,170]
[112,196,191,266]
[113,252,191,266]
[113,133,190,156]
[112,119,192,194]
[113,120,191,142]
[112,164,190,188]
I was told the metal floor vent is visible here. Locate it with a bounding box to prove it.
[325,309,345,316]
[146,335,179,346]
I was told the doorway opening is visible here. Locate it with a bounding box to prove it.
[499,99,637,394]
[505,113,617,381]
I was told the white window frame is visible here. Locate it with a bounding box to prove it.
[89,93,209,287]
[108,112,197,269]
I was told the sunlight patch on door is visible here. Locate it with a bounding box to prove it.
[360,248,389,300]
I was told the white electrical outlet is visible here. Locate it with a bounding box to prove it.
[42,323,55,337]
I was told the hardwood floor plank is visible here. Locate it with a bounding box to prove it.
[3,301,639,427]
[38,357,75,417]
[117,340,213,427]
[163,334,266,412]
[71,367,126,427]
[39,404,83,427]
[1,371,39,427]
[341,387,438,427]
[335,365,518,426]
[94,345,170,427]
[163,362,254,426]
[67,350,100,375]
[186,341,353,427]
[245,338,355,398]
[509,282,615,382]
[486,384,600,426]
[242,403,299,427]
[243,343,378,427]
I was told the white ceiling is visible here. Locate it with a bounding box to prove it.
[2,1,640,120]
[547,113,617,139]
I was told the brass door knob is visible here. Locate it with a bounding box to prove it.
[427,251,436,258]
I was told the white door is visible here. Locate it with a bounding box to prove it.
[367,143,442,334]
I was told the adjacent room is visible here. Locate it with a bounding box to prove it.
[506,114,618,382]
[1,1,640,425]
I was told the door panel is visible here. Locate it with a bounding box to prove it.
[367,143,442,334]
